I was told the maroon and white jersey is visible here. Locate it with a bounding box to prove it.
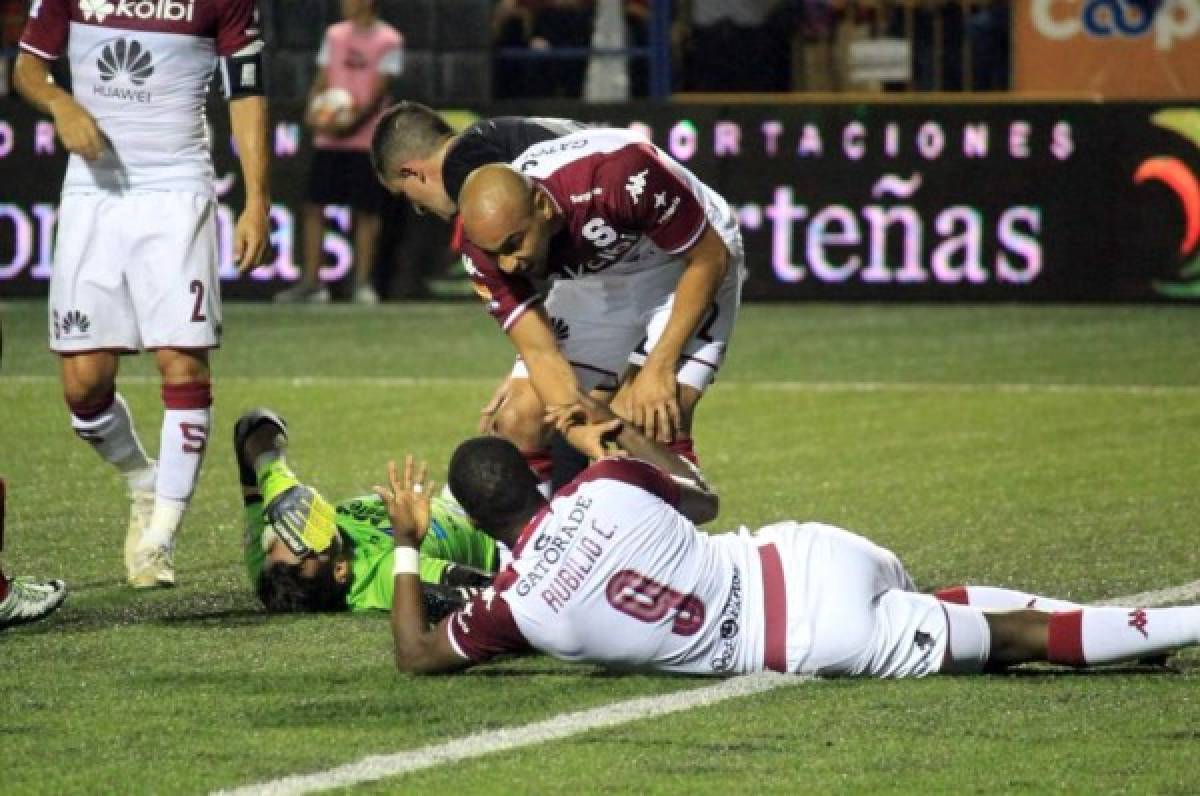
[21,0,262,195]
[463,128,741,331]
[445,458,770,675]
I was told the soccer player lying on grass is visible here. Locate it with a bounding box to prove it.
[233,409,497,617]
[376,395,1200,676]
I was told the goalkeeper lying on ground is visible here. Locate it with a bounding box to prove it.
[234,409,498,615]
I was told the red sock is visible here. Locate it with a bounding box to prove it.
[1048,607,1200,666]
[934,586,969,604]
[667,436,698,465]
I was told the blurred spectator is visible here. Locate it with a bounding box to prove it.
[493,0,595,98]
[0,0,27,94]
[677,0,794,92]
[276,0,402,304]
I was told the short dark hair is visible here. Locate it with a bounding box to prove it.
[370,100,455,180]
[448,436,542,533]
[255,559,350,613]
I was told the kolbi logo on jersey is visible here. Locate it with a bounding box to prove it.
[80,0,195,23]
[93,38,155,102]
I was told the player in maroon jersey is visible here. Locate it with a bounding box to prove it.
[455,127,746,496]
[14,0,270,589]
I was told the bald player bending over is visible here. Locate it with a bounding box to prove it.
[454,127,746,495]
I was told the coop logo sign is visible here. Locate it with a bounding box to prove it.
[80,0,195,24]
[1031,0,1200,51]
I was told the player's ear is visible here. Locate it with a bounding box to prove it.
[533,185,556,220]
[332,559,351,584]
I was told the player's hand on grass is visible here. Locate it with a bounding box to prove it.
[375,455,435,546]
[617,365,681,444]
[49,97,106,160]
[234,202,270,274]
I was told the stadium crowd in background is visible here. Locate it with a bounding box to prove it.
[377,394,1200,677]
[13,0,270,589]
[275,0,403,305]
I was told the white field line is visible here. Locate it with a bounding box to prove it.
[7,373,1200,396]
[212,672,800,796]
[214,580,1197,796]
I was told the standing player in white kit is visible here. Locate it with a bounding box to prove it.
[14,0,270,588]
[374,397,1200,678]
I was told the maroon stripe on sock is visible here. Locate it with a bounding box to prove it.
[934,586,970,605]
[1047,610,1086,666]
[162,381,212,410]
[758,543,787,673]
[667,436,698,465]
[67,387,116,420]
[0,568,8,599]
[521,449,553,482]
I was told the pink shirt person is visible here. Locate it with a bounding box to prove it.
[314,19,403,152]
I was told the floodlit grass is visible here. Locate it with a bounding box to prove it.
[1,300,1198,794]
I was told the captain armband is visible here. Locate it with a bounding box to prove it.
[220,39,266,99]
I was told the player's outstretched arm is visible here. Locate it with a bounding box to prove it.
[376,457,471,674]
[548,394,719,524]
[613,225,729,443]
[507,308,583,413]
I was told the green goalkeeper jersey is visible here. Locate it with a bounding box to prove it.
[243,493,498,612]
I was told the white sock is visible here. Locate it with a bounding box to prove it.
[157,405,211,502]
[935,585,1082,613]
[70,392,153,489]
[1048,606,1200,665]
[140,498,187,550]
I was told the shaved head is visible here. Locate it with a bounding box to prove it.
[459,164,537,252]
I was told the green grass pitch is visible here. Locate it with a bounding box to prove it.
[2,299,1199,794]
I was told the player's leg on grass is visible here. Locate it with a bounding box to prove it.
[61,351,158,583]
[126,348,212,589]
[943,604,1200,671]
[935,585,1083,612]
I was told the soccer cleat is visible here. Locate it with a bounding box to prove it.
[127,545,175,589]
[232,408,289,488]
[124,486,156,578]
[273,283,330,304]
[353,284,380,305]
[0,577,68,630]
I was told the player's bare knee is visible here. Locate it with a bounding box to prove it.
[156,349,210,384]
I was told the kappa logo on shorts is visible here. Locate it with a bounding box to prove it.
[55,309,92,340]
[913,629,935,651]
[550,317,570,341]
